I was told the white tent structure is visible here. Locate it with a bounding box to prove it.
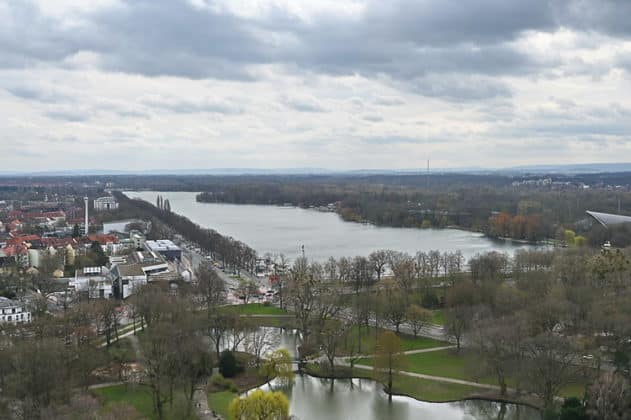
[586,211,631,228]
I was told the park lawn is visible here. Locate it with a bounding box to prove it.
[392,374,481,402]
[245,315,298,329]
[359,349,588,400]
[208,391,236,419]
[357,349,486,383]
[431,310,445,326]
[404,349,472,379]
[307,363,479,402]
[92,384,194,420]
[222,303,288,316]
[93,384,153,418]
[559,382,587,399]
[340,325,447,355]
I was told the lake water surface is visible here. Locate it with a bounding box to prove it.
[125,191,539,262]
[261,375,541,420]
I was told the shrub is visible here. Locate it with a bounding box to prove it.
[219,351,243,378]
[210,372,238,392]
[421,291,440,309]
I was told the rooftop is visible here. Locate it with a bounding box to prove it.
[145,239,181,253]
[113,263,146,278]
[586,211,631,228]
[0,297,20,309]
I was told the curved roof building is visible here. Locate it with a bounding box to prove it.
[586,211,631,228]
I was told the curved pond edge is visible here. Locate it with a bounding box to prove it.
[300,367,543,412]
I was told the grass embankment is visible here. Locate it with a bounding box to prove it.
[93,384,192,420]
[431,310,445,326]
[208,391,235,419]
[222,303,289,316]
[358,349,586,398]
[339,325,448,355]
[207,352,271,418]
[305,364,480,402]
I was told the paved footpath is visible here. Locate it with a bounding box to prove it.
[343,361,503,391]
[194,384,223,420]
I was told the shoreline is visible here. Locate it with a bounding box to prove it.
[168,190,553,246]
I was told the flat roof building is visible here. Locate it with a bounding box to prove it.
[145,239,182,261]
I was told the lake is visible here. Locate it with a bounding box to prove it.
[125,191,539,262]
[259,375,541,420]
[225,327,541,420]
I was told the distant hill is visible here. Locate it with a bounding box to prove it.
[1,162,631,177]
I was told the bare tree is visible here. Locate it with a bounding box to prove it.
[369,250,390,283]
[245,327,278,368]
[406,304,432,338]
[521,332,581,410]
[195,263,226,320]
[587,372,631,420]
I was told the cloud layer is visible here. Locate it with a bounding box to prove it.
[1,0,631,170]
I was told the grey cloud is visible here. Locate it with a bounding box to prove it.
[5,85,70,103]
[142,96,243,115]
[361,136,422,145]
[362,115,384,122]
[1,0,630,101]
[45,110,89,122]
[494,102,631,140]
[282,96,326,113]
[409,75,512,101]
[374,96,405,106]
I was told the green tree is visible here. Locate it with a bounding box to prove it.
[219,350,242,378]
[259,349,294,389]
[72,223,81,238]
[229,389,290,420]
[90,241,108,266]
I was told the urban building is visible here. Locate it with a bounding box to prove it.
[93,196,119,211]
[144,239,182,261]
[71,266,114,299]
[0,297,31,323]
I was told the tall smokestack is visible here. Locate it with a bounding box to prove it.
[84,197,89,236]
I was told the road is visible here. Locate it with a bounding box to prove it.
[180,242,270,302]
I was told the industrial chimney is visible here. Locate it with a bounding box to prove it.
[84,197,89,236]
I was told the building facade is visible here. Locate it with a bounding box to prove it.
[93,197,119,211]
[0,297,31,323]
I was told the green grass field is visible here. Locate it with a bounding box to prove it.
[431,310,445,326]
[208,391,236,419]
[392,374,481,402]
[339,325,448,355]
[93,385,154,418]
[93,384,193,420]
[306,363,480,403]
[358,348,586,399]
[222,303,288,316]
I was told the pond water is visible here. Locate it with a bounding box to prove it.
[220,327,540,420]
[125,191,540,262]
[219,327,301,359]
[258,375,541,420]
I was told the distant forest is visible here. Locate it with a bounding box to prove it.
[3,172,631,244]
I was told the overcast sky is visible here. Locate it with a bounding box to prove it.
[1,0,631,171]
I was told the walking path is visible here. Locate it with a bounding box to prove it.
[194,384,222,420]
[88,381,125,390]
[401,345,457,355]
